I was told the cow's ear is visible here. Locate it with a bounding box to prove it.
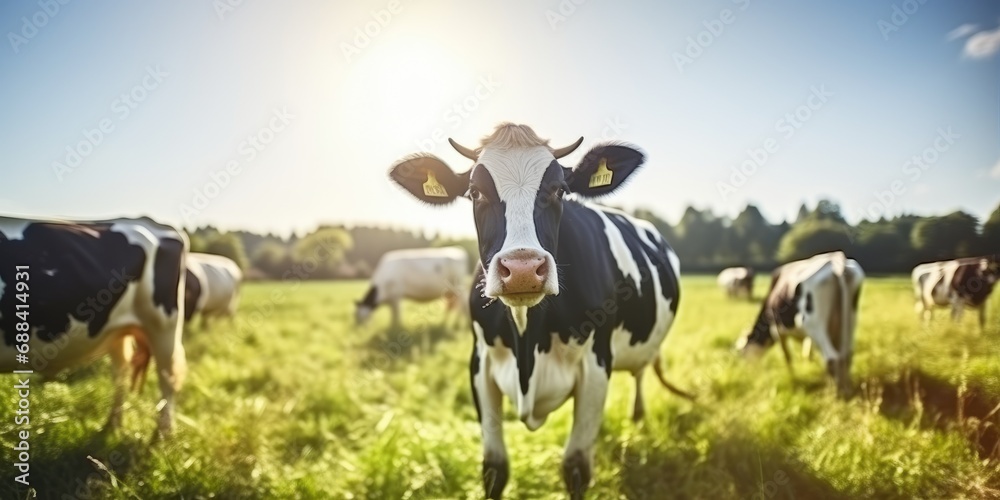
[564,144,645,198]
[389,154,471,205]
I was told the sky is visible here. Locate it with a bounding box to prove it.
[0,0,998,239]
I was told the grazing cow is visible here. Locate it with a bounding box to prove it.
[718,266,755,298]
[185,252,243,328]
[355,246,469,328]
[388,123,690,499]
[736,251,864,396]
[913,255,999,328]
[0,216,187,435]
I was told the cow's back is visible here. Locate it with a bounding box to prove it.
[188,253,242,315]
[371,248,468,302]
[0,217,186,375]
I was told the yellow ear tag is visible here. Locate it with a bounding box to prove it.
[423,171,448,198]
[588,158,613,188]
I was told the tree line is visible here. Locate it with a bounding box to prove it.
[186,199,1000,279]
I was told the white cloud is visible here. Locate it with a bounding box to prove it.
[912,183,931,196]
[963,25,1000,59]
[948,23,978,41]
[991,158,1000,179]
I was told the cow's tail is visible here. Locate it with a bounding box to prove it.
[830,252,851,393]
[652,355,696,401]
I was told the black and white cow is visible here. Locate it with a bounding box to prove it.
[185,252,243,328]
[388,123,689,499]
[913,255,999,329]
[736,251,864,396]
[0,216,188,435]
[718,266,755,299]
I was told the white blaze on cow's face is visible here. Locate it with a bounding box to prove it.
[389,123,646,310]
[471,146,564,308]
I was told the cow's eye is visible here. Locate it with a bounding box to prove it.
[556,187,566,198]
[468,187,483,201]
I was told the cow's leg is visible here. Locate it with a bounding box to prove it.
[979,305,987,331]
[104,332,132,431]
[777,334,795,376]
[472,346,508,499]
[145,319,187,437]
[632,368,645,422]
[950,297,964,323]
[563,355,609,500]
[389,299,401,330]
[801,337,813,360]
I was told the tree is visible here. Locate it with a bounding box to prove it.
[911,211,980,262]
[981,204,1000,254]
[251,241,290,278]
[813,199,847,225]
[853,222,910,274]
[293,227,353,279]
[776,219,853,263]
[202,232,249,269]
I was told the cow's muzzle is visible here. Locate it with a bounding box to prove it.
[486,248,557,307]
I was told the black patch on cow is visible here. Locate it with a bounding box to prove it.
[470,165,508,268]
[0,222,146,346]
[470,341,482,421]
[358,285,378,308]
[805,292,814,314]
[469,201,680,394]
[744,272,800,348]
[532,161,569,257]
[184,268,202,322]
[152,238,184,316]
[952,259,999,307]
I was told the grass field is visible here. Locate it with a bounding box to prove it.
[3,276,1000,499]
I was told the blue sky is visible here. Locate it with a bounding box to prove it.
[1,0,997,238]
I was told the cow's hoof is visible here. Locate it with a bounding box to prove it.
[562,451,591,500]
[483,457,509,499]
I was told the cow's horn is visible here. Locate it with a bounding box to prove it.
[551,137,584,159]
[448,138,479,160]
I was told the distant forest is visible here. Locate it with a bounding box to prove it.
[186,199,1000,279]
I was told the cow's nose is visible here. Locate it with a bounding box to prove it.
[497,251,548,294]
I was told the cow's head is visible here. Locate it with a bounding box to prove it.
[389,123,645,308]
[982,255,1000,285]
[734,325,772,359]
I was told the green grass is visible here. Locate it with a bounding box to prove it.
[3,277,1000,499]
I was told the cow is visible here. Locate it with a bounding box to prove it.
[387,123,691,499]
[0,216,187,435]
[355,246,469,328]
[718,266,755,299]
[185,252,243,328]
[913,255,999,328]
[735,251,864,396]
